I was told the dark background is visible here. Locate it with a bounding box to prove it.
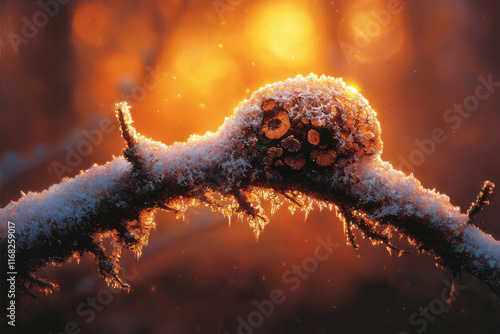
[1,0,499,333]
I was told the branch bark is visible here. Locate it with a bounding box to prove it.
[1,75,498,298]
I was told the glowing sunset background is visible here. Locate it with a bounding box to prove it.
[0,0,499,333]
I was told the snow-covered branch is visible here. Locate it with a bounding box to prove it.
[1,74,498,297]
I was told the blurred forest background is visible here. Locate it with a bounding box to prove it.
[1,0,500,333]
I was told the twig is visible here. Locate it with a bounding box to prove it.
[468,181,495,222]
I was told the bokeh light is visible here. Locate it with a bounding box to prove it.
[72,2,113,48]
[337,0,406,64]
[173,41,239,97]
[247,1,319,67]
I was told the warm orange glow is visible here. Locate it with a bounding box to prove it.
[72,3,113,48]
[173,43,239,96]
[93,53,143,100]
[338,0,406,64]
[247,2,318,67]
[118,16,157,55]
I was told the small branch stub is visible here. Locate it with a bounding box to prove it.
[468,181,495,222]
[115,102,137,150]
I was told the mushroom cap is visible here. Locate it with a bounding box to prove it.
[261,110,291,139]
[281,135,301,152]
[307,129,321,146]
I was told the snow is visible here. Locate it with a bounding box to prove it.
[345,156,466,229]
[459,225,500,272]
[0,157,131,249]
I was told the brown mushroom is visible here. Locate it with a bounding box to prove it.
[285,154,306,170]
[281,135,301,152]
[261,99,277,111]
[268,147,284,158]
[311,150,337,167]
[262,110,291,139]
[307,129,320,146]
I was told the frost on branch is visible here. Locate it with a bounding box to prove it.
[0,74,499,297]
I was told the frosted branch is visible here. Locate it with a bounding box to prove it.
[1,74,498,297]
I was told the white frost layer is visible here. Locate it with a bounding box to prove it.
[460,225,500,272]
[345,156,467,230]
[347,156,500,272]
[0,158,130,249]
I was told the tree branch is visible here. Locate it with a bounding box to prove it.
[1,74,498,297]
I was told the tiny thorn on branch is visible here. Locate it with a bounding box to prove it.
[467,181,495,222]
